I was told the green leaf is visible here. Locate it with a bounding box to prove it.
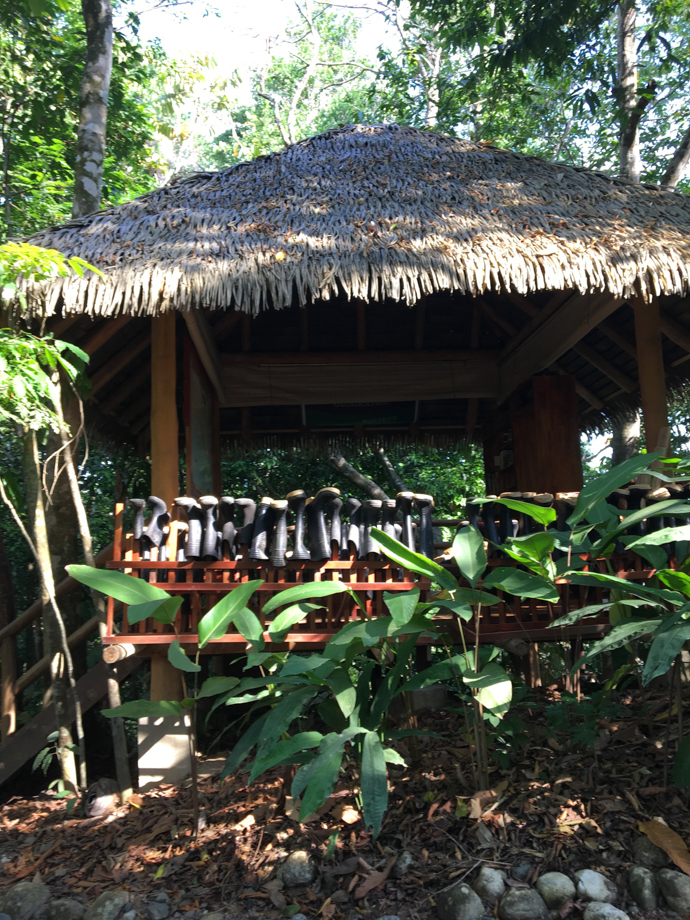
[233,607,265,651]
[67,565,169,604]
[268,603,323,642]
[401,655,465,692]
[383,747,407,765]
[361,731,388,839]
[548,599,652,629]
[642,622,690,686]
[371,528,458,592]
[566,572,683,606]
[421,598,473,621]
[262,581,347,615]
[325,667,357,718]
[249,732,323,783]
[494,497,556,525]
[450,587,500,606]
[673,733,690,788]
[658,570,690,596]
[462,662,512,715]
[625,524,690,548]
[220,713,269,778]
[369,633,418,726]
[168,639,201,673]
[196,676,240,699]
[483,567,558,602]
[300,752,343,821]
[292,729,362,802]
[568,453,663,527]
[198,580,263,648]
[102,700,182,719]
[384,587,420,626]
[128,596,182,625]
[452,526,486,587]
[279,655,336,678]
[508,531,555,562]
[577,619,661,671]
[256,686,319,770]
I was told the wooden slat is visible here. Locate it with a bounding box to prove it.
[183,310,225,403]
[660,311,690,355]
[90,334,151,393]
[571,340,637,392]
[81,315,132,356]
[598,320,638,359]
[99,362,151,413]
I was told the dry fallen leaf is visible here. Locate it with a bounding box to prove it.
[640,820,690,876]
[354,857,396,899]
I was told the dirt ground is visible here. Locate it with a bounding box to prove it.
[0,686,686,920]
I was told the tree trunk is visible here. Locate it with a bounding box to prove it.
[328,451,389,500]
[72,0,113,218]
[0,525,17,739]
[53,377,132,801]
[661,124,690,188]
[22,429,85,792]
[610,411,640,467]
[375,447,409,493]
[617,0,642,182]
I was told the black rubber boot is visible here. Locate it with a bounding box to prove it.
[129,498,145,542]
[200,495,220,560]
[250,497,273,561]
[270,499,289,566]
[480,496,500,554]
[235,498,257,550]
[287,489,311,561]
[498,491,521,545]
[346,498,362,557]
[361,499,383,558]
[396,492,415,548]
[381,499,397,539]
[329,495,343,557]
[144,495,169,547]
[414,493,434,558]
[219,496,236,558]
[308,488,340,561]
[174,497,203,559]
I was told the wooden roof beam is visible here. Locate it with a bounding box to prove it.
[98,362,151,414]
[183,309,226,404]
[89,333,151,393]
[570,340,637,392]
[499,292,623,400]
[597,320,638,360]
[660,310,690,356]
[81,315,132,356]
[210,309,243,342]
[48,316,80,337]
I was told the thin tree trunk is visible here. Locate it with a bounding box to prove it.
[328,451,389,500]
[375,447,409,493]
[22,429,86,791]
[53,377,132,801]
[661,123,690,188]
[610,411,640,466]
[617,0,642,182]
[0,525,17,739]
[72,0,113,217]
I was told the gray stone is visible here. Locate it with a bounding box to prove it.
[0,883,51,920]
[121,913,137,920]
[198,913,226,920]
[510,864,532,882]
[149,895,168,905]
[536,872,576,909]
[436,882,484,920]
[582,905,629,920]
[633,835,670,870]
[376,916,401,920]
[83,892,131,920]
[628,867,658,910]
[498,888,548,920]
[575,870,617,904]
[279,850,316,887]
[288,915,307,920]
[48,901,86,920]
[0,913,12,920]
[391,851,414,879]
[146,905,169,920]
[472,867,506,904]
[657,868,690,914]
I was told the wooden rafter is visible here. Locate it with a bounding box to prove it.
[89,333,151,393]
[182,310,226,403]
[99,362,151,414]
[81,315,131,356]
[570,340,637,393]
[597,320,638,360]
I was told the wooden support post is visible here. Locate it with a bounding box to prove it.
[633,296,670,453]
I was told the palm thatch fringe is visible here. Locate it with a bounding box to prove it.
[23,124,690,317]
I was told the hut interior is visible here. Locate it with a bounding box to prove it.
[5,123,690,784]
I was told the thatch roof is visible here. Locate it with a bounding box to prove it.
[27,124,690,318]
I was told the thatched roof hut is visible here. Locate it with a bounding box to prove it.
[24,123,690,495]
[28,123,690,317]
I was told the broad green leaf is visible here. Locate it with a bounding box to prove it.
[280,655,336,678]
[292,728,363,818]
[300,752,343,821]
[401,654,465,692]
[421,598,473,621]
[493,497,556,525]
[168,639,201,673]
[383,747,407,765]
[326,667,357,718]
[268,602,323,641]
[233,606,265,651]
[326,616,395,648]
[128,596,182,625]
[548,599,652,629]
[384,587,420,626]
[221,713,269,777]
[577,619,661,671]
[196,676,240,699]
[626,542,669,571]
[450,587,500,606]
[568,453,663,527]
[198,580,263,648]
[253,687,319,779]
[658,570,690,596]
[673,733,690,788]
[369,634,418,726]
[361,731,388,838]
[67,565,169,604]
[371,528,458,593]
[642,622,690,685]
[625,524,690,548]
[452,526,486,587]
[566,572,684,606]
[249,732,323,783]
[263,581,347,615]
[102,700,182,719]
[483,567,558,602]
[508,531,555,562]
[462,663,512,715]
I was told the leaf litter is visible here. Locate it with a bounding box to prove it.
[0,684,688,919]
